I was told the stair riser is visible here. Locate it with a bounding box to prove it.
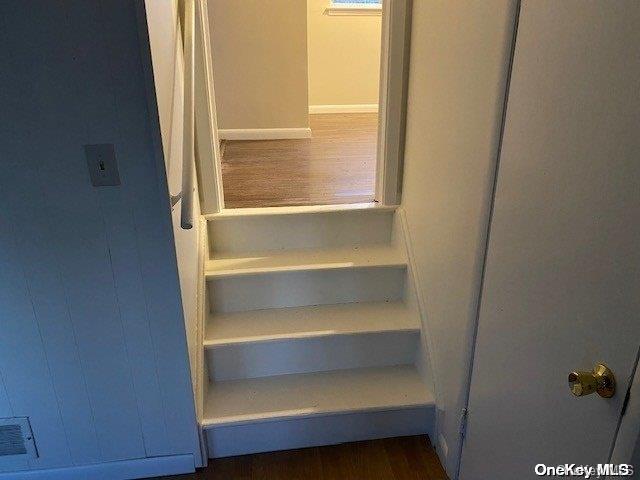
[205,407,434,458]
[208,266,406,313]
[206,331,419,381]
[208,210,394,256]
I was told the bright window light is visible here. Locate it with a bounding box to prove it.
[333,0,381,3]
[327,0,382,15]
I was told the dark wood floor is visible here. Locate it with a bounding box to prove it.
[221,113,378,208]
[156,436,448,480]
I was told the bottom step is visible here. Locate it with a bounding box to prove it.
[203,365,434,458]
[205,406,434,458]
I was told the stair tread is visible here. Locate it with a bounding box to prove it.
[205,301,419,346]
[203,365,433,427]
[206,245,406,278]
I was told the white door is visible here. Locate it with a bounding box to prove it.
[459,1,640,479]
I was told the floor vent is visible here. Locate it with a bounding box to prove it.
[0,418,37,459]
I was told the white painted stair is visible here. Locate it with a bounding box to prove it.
[200,204,434,458]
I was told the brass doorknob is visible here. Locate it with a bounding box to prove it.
[568,363,615,398]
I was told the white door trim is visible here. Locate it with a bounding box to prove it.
[458,1,640,478]
[199,0,412,210]
[610,347,640,470]
[194,0,225,214]
[375,0,413,206]
[454,2,519,477]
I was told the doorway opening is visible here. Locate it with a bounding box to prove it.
[205,0,404,209]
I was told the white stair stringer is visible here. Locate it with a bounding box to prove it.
[200,204,435,458]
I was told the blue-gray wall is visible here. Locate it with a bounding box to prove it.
[0,0,199,474]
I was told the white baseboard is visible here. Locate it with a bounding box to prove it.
[309,104,379,114]
[1,454,195,480]
[218,128,312,141]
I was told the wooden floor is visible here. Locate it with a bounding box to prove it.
[221,113,378,208]
[156,436,448,480]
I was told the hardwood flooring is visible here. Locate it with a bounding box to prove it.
[155,436,448,480]
[221,113,378,208]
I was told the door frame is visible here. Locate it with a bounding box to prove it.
[610,347,640,469]
[193,0,225,214]
[197,0,412,213]
[455,2,521,478]
[375,0,412,206]
[457,1,640,478]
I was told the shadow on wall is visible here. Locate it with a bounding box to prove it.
[0,0,199,475]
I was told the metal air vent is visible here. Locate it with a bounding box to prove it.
[0,418,37,459]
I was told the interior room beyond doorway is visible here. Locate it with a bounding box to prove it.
[208,0,383,209]
[220,112,377,208]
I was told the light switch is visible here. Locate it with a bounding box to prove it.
[85,143,120,187]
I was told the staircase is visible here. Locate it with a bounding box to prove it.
[200,204,435,458]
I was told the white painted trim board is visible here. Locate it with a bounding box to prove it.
[195,217,209,464]
[396,207,442,456]
[309,104,379,114]
[218,128,312,141]
[375,0,412,205]
[194,0,225,213]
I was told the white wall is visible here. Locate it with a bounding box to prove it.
[208,0,309,130]
[400,0,518,475]
[0,0,200,475]
[307,0,381,108]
